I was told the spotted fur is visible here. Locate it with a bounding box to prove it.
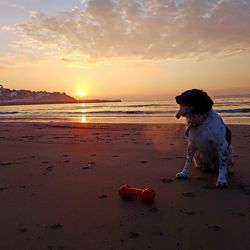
[175,89,233,188]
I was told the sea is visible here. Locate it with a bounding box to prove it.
[0,96,250,124]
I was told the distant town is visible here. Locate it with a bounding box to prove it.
[0,85,121,105]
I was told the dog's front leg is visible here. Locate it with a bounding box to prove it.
[176,143,196,179]
[216,144,229,188]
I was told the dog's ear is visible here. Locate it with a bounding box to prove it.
[198,91,213,113]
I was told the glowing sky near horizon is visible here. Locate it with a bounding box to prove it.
[0,0,250,100]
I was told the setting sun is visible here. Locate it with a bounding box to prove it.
[78,90,87,98]
[75,84,91,99]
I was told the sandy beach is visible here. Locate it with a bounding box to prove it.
[0,122,250,250]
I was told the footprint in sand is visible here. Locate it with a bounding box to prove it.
[176,156,185,159]
[182,192,195,197]
[161,157,173,160]
[47,246,64,250]
[98,194,108,199]
[180,208,196,216]
[202,185,216,190]
[149,207,160,212]
[0,162,12,166]
[129,232,140,239]
[18,227,28,233]
[152,231,164,236]
[46,166,54,172]
[82,166,92,170]
[160,178,173,183]
[41,161,49,164]
[207,225,221,231]
[238,213,246,217]
[50,224,63,230]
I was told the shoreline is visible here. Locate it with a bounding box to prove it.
[1,116,250,125]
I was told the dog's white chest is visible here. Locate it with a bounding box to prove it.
[188,110,226,150]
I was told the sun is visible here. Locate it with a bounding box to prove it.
[78,90,87,98]
[75,84,90,99]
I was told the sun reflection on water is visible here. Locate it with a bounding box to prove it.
[81,115,87,123]
[81,103,87,123]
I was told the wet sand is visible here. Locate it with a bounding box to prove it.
[0,122,250,250]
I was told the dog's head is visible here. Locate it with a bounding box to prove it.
[175,89,213,119]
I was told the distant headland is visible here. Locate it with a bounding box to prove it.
[0,85,121,106]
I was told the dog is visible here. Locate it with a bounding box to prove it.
[175,89,233,187]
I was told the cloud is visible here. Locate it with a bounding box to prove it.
[3,0,250,61]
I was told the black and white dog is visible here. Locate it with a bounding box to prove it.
[175,89,233,187]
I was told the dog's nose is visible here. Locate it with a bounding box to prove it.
[176,110,182,119]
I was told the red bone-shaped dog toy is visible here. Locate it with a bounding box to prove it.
[119,184,156,201]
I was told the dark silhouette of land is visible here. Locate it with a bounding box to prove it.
[0,85,121,106]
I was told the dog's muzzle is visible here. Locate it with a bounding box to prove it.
[176,106,193,119]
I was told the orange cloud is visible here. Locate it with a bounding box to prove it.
[3,0,250,62]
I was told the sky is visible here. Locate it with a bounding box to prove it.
[0,0,250,100]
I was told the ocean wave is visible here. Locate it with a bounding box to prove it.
[1,108,250,116]
[41,110,173,115]
[73,103,171,110]
[217,108,250,113]
[215,102,250,107]
[0,111,19,115]
[36,107,250,115]
[111,104,170,108]
[82,110,167,115]
[8,108,250,116]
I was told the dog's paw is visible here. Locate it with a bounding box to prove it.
[216,177,228,188]
[175,172,188,180]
